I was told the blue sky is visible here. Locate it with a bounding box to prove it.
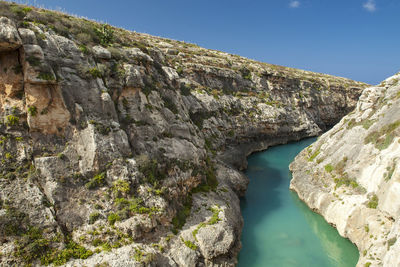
[8,0,400,84]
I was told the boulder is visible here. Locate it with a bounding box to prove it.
[0,17,22,51]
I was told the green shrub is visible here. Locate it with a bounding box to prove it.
[78,44,89,54]
[367,194,378,209]
[362,119,376,130]
[6,115,19,126]
[107,213,120,225]
[37,72,55,81]
[10,5,32,17]
[180,83,191,96]
[112,180,130,197]
[324,164,333,173]
[240,66,252,80]
[308,148,320,162]
[2,206,29,236]
[88,67,102,78]
[89,212,100,224]
[181,237,197,250]
[94,24,114,46]
[334,175,359,189]
[192,157,218,194]
[172,195,192,234]
[40,240,93,265]
[27,106,37,116]
[208,207,221,225]
[388,237,397,248]
[85,172,106,189]
[133,247,144,262]
[14,227,50,263]
[26,56,41,67]
[176,66,184,76]
[136,155,168,185]
[141,85,154,96]
[364,120,400,150]
[192,222,206,241]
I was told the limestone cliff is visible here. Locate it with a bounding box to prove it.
[290,73,400,266]
[0,2,367,266]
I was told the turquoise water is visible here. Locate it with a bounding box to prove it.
[238,138,359,267]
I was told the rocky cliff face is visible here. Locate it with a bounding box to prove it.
[0,2,368,266]
[290,73,400,266]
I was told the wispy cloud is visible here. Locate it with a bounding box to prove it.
[363,0,376,12]
[289,1,300,8]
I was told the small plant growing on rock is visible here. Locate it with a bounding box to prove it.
[78,44,90,54]
[176,66,184,76]
[10,5,32,17]
[85,172,106,189]
[6,115,19,126]
[308,147,320,162]
[387,237,397,249]
[367,194,379,209]
[208,206,221,225]
[26,56,41,67]
[384,163,396,181]
[133,247,145,262]
[112,180,130,197]
[172,195,193,234]
[240,66,252,80]
[364,120,400,150]
[180,83,191,96]
[94,24,114,46]
[107,213,120,225]
[324,164,333,173]
[88,67,102,78]
[89,212,100,224]
[27,106,37,117]
[181,237,197,250]
[37,72,55,81]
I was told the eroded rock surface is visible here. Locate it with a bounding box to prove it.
[0,2,368,266]
[290,73,400,266]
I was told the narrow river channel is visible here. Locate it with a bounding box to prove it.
[238,138,359,267]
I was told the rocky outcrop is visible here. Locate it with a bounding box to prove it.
[290,73,400,266]
[0,2,367,266]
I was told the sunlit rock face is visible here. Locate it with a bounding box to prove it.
[0,2,368,266]
[291,72,400,267]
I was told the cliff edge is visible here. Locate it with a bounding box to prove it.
[291,73,400,266]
